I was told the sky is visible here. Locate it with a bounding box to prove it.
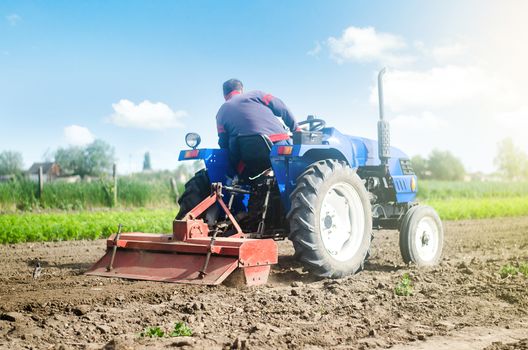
[1,1,527,174]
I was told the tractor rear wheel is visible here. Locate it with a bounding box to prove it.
[287,160,372,278]
[399,205,443,266]
[176,169,215,221]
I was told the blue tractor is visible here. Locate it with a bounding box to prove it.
[174,69,444,279]
[88,69,443,284]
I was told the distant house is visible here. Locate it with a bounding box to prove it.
[27,162,61,182]
[0,174,15,182]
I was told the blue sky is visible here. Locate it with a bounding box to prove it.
[1,1,526,173]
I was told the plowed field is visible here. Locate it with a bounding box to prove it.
[1,217,527,349]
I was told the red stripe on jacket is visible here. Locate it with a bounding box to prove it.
[262,94,273,105]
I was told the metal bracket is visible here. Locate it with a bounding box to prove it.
[106,223,123,271]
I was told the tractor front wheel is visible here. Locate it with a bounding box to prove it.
[399,205,443,266]
[287,160,372,278]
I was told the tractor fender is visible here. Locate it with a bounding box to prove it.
[296,144,357,168]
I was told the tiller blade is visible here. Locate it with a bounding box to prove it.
[86,184,278,286]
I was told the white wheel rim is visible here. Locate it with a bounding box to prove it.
[319,182,365,262]
[413,216,439,262]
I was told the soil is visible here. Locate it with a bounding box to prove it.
[0,216,527,350]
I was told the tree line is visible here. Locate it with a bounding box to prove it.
[0,140,115,178]
[0,137,527,181]
[411,138,528,181]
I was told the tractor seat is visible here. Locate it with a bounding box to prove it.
[229,134,274,181]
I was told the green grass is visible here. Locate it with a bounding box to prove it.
[1,178,528,244]
[519,263,528,277]
[0,174,185,212]
[498,262,528,278]
[140,326,165,338]
[499,264,519,278]
[416,180,528,220]
[170,322,193,337]
[140,322,192,338]
[394,273,413,296]
[0,209,175,244]
[418,181,528,200]
[424,197,528,220]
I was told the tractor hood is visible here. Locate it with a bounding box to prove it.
[298,126,411,168]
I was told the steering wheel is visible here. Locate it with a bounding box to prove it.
[297,117,326,132]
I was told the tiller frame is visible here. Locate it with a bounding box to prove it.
[86,183,278,286]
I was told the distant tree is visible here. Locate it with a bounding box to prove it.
[55,139,115,178]
[494,138,528,180]
[55,146,84,176]
[410,155,429,179]
[143,152,152,171]
[427,149,465,181]
[85,140,115,177]
[0,150,24,175]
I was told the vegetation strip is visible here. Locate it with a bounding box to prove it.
[1,179,528,244]
[425,197,528,220]
[0,209,175,244]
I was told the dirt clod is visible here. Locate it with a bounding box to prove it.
[97,324,112,334]
[72,305,90,316]
[0,312,24,322]
[170,337,195,347]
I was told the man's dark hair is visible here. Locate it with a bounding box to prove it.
[223,79,243,96]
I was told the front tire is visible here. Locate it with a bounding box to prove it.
[399,205,443,266]
[287,160,372,278]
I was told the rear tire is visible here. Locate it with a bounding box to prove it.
[176,169,215,221]
[287,160,372,278]
[399,205,443,266]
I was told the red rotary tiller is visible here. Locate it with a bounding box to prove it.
[86,183,278,286]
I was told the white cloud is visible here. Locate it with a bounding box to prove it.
[388,112,448,157]
[327,26,414,66]
[431,43,468,62]
[370,65,499,112]
[64,125,95,146]
[317,21,528,171]
[6,14,21,26]
[109,99,186,130]
[391,111,447,130]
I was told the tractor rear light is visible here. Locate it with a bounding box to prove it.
[278,146,293,155]
[184,149,200,159]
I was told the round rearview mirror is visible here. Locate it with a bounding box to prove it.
[185,132,201,149]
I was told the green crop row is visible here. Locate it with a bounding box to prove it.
[417,180,528,200]
[0,209,176,244]
[424,197,528,220]
[1,197,527,244]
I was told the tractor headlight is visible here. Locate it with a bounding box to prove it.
[185,133,201,149]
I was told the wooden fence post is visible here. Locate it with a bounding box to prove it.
[38,166,43,200]
[113,163,117,207]
[170,177,179,203]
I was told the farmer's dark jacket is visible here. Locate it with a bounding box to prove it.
[215,90,298,149]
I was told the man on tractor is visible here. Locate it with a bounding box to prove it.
[216,79,299,178]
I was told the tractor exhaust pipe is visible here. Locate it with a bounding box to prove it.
[377,68,390,166]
